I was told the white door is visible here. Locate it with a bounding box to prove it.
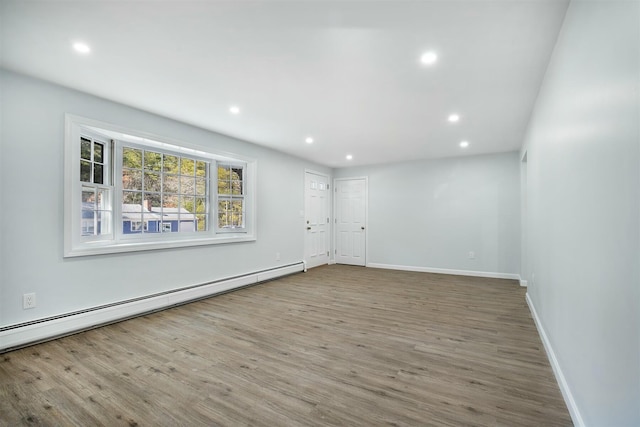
[304,172,330,268]
[335,178,366,266]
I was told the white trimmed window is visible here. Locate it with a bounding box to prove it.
[64,115,256,257]
[217,163,245,230]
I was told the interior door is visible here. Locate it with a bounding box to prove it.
[335,178,366,266]
[304,172,329,269]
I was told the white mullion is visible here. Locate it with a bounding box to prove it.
[113,141,124,243]
[140,147,146,234]
[214,160,219,232]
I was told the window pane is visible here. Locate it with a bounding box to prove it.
[181,196,195,214]
[96,188,109,211]
[145,193,161,210]
[144,171,161,192]
[162,194,178,209]
[162,174,179,193]
[196,214,207,232]
[218,180,231,195]
[218,165,229,179]
[81,211,95,236]
[82,187,96,207]
[196,161,206,177]
[80,160,91,182]
[123,191,142,205]
[196,178,206,196]
[218,200,231,228]
[163,154,179,173]
[94,142,104,163]
[231,180,242,195]
[217,197,242,227]
[96,210,111,235]
[145,220,160,233]
[122,202,142,233]
[232,200,243,227]
[94,164,104,184]
[180,216,196,232]
[180,158,194,175]
[123,147,142,169]
[122,170,142,190]
[81,138,91,160]
[218,211,228,228]
[180,176,195,195]
[231,167,243,181]
[144,151,162,171]
[195,197,206,214]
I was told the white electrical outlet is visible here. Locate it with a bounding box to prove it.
[23,293,36,309]
[276,252,281,261]
[468,251,475,259]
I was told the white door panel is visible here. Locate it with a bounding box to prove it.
[304,172,329,268]
[335,178,367,266]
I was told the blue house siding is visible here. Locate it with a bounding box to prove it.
[122,219,161,234]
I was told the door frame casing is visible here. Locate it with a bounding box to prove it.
[304,169,331,269]
[333,176,368,266]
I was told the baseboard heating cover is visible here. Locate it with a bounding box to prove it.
[0,262,304,353]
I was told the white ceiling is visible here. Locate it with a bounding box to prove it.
[1,0,569,168]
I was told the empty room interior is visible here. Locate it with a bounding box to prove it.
[0,1,638,426]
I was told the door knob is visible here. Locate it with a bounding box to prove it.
[361,226,365,230]
[307,226,312,230]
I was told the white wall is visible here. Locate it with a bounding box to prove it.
[521,1,639,425]
[334,152,521,276]
[0,70,330,328]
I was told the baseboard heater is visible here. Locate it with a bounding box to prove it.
[0,262,305,353]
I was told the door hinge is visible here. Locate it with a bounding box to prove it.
[327,184,329,190]
[335,249,337,254]
[327,251,329,256]
[327,217,329,223]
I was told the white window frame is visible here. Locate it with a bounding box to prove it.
[216,162,247,233]
[64,114,257,257]
[79,131,114,243]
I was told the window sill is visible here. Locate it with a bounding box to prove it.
[64,234,256,258]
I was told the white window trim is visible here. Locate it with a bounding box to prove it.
[215,161,247,233]
[64,114,257,257]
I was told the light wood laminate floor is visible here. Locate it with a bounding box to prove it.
[0,265,572,426]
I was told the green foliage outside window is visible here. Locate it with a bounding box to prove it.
[122,147,209,232]
[217,165,244,228]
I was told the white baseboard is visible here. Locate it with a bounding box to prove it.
[366,262,521,281]
[520,279,528,287]
[526,293,585,427]
[0,262,304,353]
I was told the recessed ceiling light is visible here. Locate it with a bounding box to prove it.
[420,51,437,65]
[459,141,469,148]
[448,114,460,123]
[346,154,353,160]
[73,42,91,54]
[229,106,240,115]
[305,137,314,144]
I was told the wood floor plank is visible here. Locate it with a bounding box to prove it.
[0,265,572,426]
